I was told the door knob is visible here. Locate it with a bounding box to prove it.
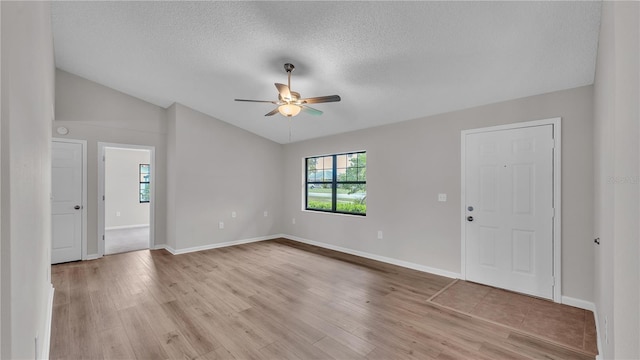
[467,216,474,222]
[74,205,81,210]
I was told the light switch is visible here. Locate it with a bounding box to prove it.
[219,221,224,229]
[264,211,268,217]
[377,230,383,240]
[231,211,236,218]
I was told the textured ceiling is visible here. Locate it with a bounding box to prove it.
[51,1,601,144]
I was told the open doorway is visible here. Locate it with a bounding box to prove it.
[98,143,155,256]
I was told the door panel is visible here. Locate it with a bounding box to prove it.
[52,141,83,264]
[465,125,554,299]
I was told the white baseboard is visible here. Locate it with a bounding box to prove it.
[105,224,149,231]
[561,295,596,312]
[593,304,603,360]
[165,234,283,255]
[282,234,460,279]
[562,296,601,358]
[41,283,54,360]
[85,253,100,260]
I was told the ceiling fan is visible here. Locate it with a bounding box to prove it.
[235,63,341,117]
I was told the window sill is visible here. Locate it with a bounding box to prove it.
[302,209,367,218]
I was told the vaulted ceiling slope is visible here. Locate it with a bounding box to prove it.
[52,1,601,144]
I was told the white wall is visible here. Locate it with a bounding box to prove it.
[166,103,283,251]
[283,85,594,302]
[593,2,640,358]
[1,2,55,358]
[105,148,150,228]
[54,69,167,255]
[55,70,285,255]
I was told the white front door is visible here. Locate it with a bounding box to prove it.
[464,124,555,299]
[52,141,83,264]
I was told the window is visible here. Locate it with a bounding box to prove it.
[306,151,366,215]
[139,164,150,203]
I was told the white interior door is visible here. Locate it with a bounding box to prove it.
[464,124,555,299]
[52,141,83,264]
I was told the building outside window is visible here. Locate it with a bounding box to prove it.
[139,164,150,203]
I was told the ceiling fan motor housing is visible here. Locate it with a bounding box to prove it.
[279,91,301,102]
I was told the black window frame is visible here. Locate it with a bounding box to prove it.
[139,164,150,203]
[305,151,366,216]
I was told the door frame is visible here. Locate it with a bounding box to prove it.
[52,138,88,261]
[460,117,562,302]
[98,142,156,257]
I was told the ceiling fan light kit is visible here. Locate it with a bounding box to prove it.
[278,104,301,117]
[235,63,341,118]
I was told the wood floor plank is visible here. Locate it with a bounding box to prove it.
[161,299,219,356]
[196,311,268,360]
[195,346,237,360]
[314,335,369,359]
[160,330,201,360]
[89,290,121,331]
[100,326,137,360]
[49,304,70,360]
[138,300,200,359]
[51,267,69,306]
[50,239,596,360]
[119,306,169,359]
[240,300,325,345]
[267,336,333,360]
[67,282,102,359]
[280,302,376,356]
[258,341,303,360]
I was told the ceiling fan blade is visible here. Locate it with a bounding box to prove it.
[265,108,280,116]
[301,105,323,116]
[275,83,292,101]
[299,95,341,104]
[235,99,277,104]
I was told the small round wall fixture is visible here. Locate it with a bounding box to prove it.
[56,126,69,135]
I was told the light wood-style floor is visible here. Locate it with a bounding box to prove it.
[50,239,595,360]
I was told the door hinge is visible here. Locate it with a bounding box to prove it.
[102,155,105,161]
[551,276,557,287]
[102,195,105,201]
[102,234,105,241]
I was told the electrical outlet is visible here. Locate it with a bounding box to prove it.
[438,193,447,202]
[377,230,383,240]
[264,211,268,217]
[116,211,121,217]
[292,218,296,225]
[231,211,236,218]
[219,221,224,229]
